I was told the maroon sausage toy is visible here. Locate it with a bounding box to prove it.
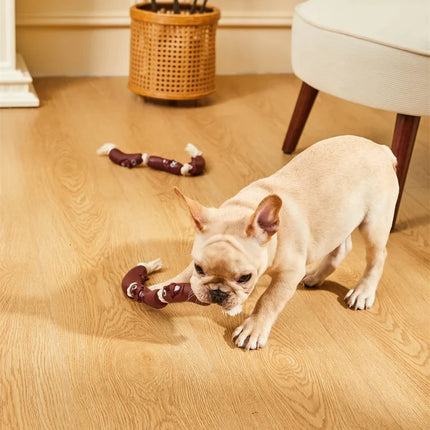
[121,259,209,308]
[97,143,205,176]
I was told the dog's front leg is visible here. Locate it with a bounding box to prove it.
[233,267,304,350]
[147,262,194,291]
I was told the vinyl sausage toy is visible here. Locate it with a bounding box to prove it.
[121,259,209,308]
[97,143,205,176]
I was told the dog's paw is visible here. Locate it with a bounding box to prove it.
[232,316,270,350]
[301,272,322,288]
[345,287,375,310]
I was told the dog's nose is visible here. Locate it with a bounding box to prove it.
[209,289,228,304]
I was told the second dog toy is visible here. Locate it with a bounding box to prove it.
[97,143,205,176]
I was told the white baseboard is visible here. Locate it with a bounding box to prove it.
[16,10,293,28]
[0,54,40,107]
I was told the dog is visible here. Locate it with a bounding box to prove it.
[149,136,399,350]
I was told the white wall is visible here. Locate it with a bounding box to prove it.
[15,0,300,77]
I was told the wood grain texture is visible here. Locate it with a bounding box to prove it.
[1,75,429,429]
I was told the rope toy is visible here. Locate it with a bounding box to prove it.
[97,143,205,176]
[121,259,209,308]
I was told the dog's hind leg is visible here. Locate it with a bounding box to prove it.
[345,214,392,310]
[302,235,352,287]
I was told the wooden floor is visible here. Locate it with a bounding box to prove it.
[1,75,429,429]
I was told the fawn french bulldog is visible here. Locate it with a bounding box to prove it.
[149,136,399,350]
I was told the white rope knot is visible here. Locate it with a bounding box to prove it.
[185,143,203,157]
[137,258,163,274]
[96,143,116,155]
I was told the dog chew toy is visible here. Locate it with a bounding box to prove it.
[121,259,209,309]
[97,143,205,176]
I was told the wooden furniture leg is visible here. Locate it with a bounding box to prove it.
[390,113,421,228]
[282,82,319,154]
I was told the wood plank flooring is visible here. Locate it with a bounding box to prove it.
[1,75,429,429]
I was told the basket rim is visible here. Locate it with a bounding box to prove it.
[130,2,220,25]
[128,82,216,100]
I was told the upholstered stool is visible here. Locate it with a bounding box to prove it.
[283,0,430,227]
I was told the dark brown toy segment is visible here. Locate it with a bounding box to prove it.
[145,155,205,176]
[188,155,205,176]
[147,156,184,175]
[121,265,167,308]
[161,283,209,306]
[128,284,167,308]
[121,264,149,287]
[109,148,143,168]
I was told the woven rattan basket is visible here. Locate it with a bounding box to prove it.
[128,2,220,100]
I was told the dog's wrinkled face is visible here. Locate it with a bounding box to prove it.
[190,234,264,314]
[175,188,282,315]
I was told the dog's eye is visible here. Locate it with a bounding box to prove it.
[194,264,205,276]
[238,274,252,283]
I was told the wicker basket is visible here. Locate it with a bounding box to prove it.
[128,2,221,100]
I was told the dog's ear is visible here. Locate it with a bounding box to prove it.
[246,194,282,243]
[174,187,207,232]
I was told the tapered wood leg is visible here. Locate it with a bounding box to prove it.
[282,82,319,154]
[390,113,420,228]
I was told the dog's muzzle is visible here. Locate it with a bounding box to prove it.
[209,289,228,305]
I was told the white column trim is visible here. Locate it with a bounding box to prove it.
[0,0,15,70]
[0,0,39,107]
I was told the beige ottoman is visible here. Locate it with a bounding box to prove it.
[283,0,430,227]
